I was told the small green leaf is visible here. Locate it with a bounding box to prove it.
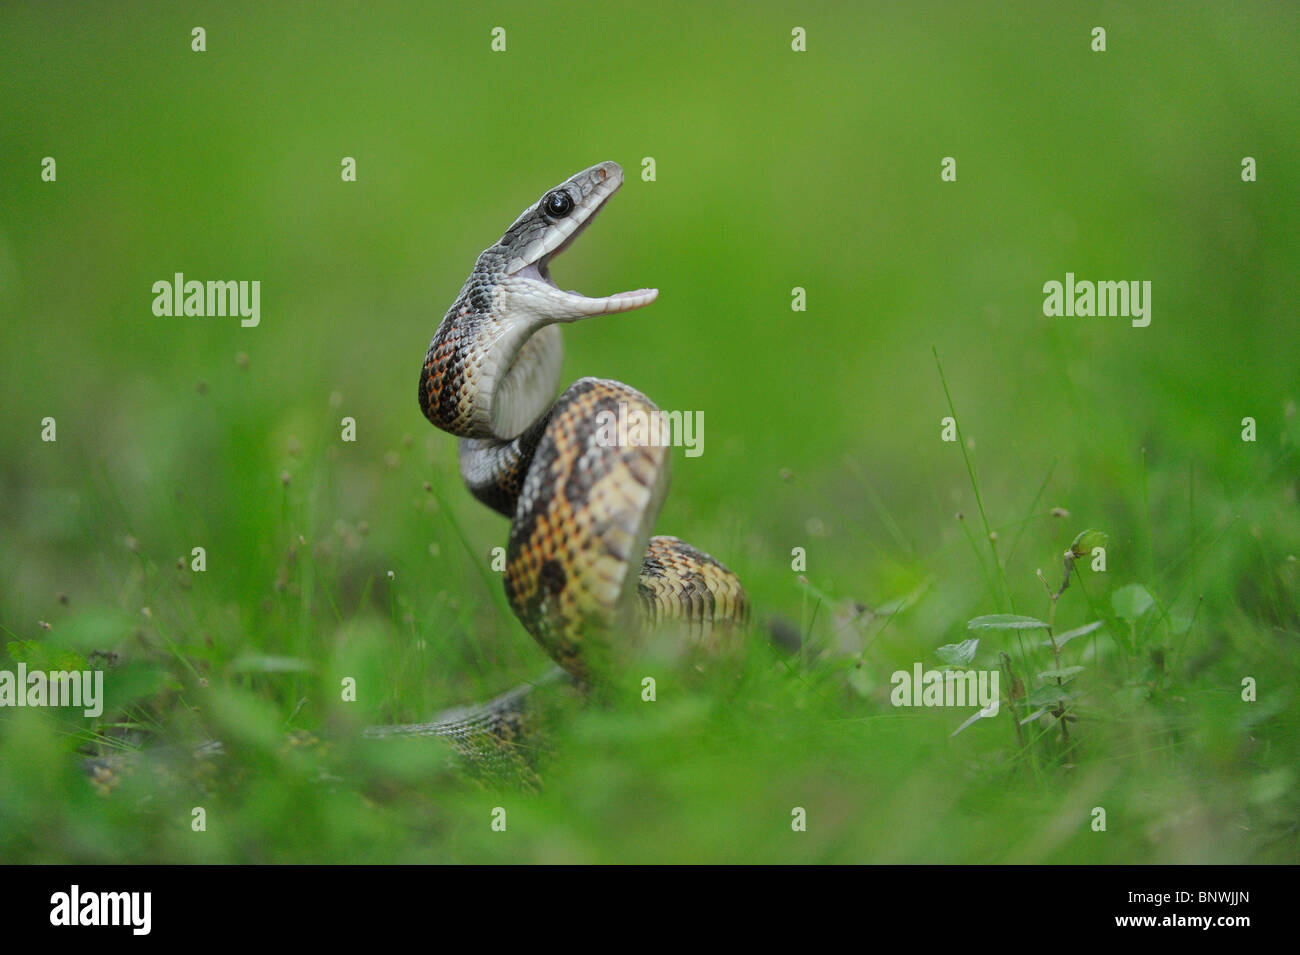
[950,701,1000,737]
[203,688,290,750]
[229,654,314,673]
[5,640,41,663]
[1045,621,1103,648]
[1025,684,1072,706]
[1019,707,1048,725]
[99,663,169,714]
[47,610,135,652]
[967,614,1049,631]
[936,638,979,665]
[1111,584,1155,620]
[847,664,874,697]
[6,640,86,672]
[1038,666,1086,682]
[1070,529,1109,558]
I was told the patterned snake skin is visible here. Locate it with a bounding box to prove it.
[405,161,748,773]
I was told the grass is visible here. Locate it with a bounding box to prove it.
[1,0,1298,863]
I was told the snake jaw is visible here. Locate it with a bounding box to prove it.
[555,285,660,317]
[503,274,659,323]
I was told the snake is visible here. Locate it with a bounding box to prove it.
[404,159,748,770]
[83,161,747,791]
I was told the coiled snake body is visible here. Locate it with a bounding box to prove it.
[402,161,747,767]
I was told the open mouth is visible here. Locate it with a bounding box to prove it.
[520,170,658,315]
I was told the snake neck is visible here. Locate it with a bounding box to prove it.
[420,162,657,443]
[421,266,568,520]
[419,273,562,442]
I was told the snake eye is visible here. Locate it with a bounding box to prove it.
[543,191,574,218]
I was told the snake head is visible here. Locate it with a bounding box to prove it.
[488,161,659,321]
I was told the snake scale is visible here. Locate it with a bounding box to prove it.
[84,161,746,790]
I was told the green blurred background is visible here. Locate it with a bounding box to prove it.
[1,1,1296,862]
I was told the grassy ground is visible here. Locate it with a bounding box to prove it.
[1,1,1297,863]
